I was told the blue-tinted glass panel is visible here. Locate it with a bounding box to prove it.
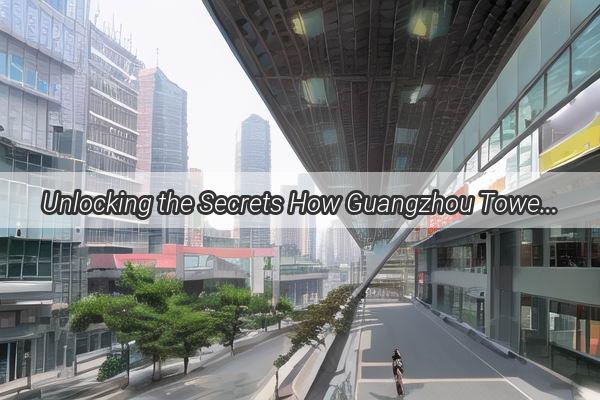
[489,127,501,160]
[9,54,23,82]
[541,0,570,64]
[0,51,6,76]
[497,54,518,113]
[480,138,489,166]
[571,0,600,33]
[518,78,544,134]
[546,51,570,110]
[25,68,35,87]
[518,22,541,92]
[501,109,517,148]
[572,15,600,88]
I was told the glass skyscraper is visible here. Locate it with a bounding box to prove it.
[235,114,271,248]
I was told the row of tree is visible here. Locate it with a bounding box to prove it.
[69,263,294,381]
[273,285,362,396]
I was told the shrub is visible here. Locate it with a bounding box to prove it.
[97,354,127,382]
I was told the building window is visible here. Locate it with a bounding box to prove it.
[489,127,501,161]
[571,14,600,88]
[518,78,544,134]
[0,312,16,328]
[592,229,600,268]
[9,54,23,82]
[520,294,549,364]
[549,228,587,267]
[0,50,6,76]
[549,301,588,353]
[520,229,544,267]
[545,51,570,110]
[501,108,517,148]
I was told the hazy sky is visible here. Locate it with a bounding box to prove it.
[91,0,306,175]
[90,0,336,229]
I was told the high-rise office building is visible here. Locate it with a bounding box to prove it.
[235,114,270,248]
[319,220,361,267]
[0,0,90,383]
[275,176,316,260]
[137,67,188,251]
[84,23,146,254]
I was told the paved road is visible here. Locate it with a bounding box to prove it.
[356,301,578,400]
[126,334,291,400]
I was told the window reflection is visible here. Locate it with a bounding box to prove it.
[572,15,600,88]
[291,9,324,39]
[501,109,516,148]
[9,54,23,82]
[520,229,544,267]
[519,78,544,133]
[489,127,501,160]
[541,78,600,152]
[300,78,335,106]
[549,228,587,267]
[480,138,489,167]
[546,51,569,110]
[549,301,587,353]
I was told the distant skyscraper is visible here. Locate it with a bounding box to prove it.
[235,114,271,248]
[320,219,361,267]
[298,174,317,260]
[137,67,188,251]
[137,67,188,174]
[275,175,317,260]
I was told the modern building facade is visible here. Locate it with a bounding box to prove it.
[137,67,188,251]
[84,23,146,254]
[277,256,328,307]
[234,114,270,248]
[0,0,90,384]
[87,244,255,296]
[411,3,600,388]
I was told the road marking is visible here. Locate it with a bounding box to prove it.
[415,304,535,400]
[359,378,506,384]
[360,329,372,350]
[361,362,391,367]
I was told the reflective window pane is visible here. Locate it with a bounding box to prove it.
[549,228,588,267]
[572,15,600,88]
[546,51,570,110]
[9,54,23,82]
[489,128,501,160]
[519,78,544,134]
[480,138,489,167]
[501,109,517,148]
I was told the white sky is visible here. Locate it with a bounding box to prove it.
[91,0,336,230]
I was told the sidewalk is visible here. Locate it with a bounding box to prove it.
[0,321,294,400]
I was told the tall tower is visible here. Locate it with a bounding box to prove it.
[137,67,188,251]
[235,114,271,248]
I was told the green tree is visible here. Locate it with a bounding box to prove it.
[70,264,184,381]
[274,297,293,329]
[162,295,216,374]
[249,294,271,332]
[211,285,251,355]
